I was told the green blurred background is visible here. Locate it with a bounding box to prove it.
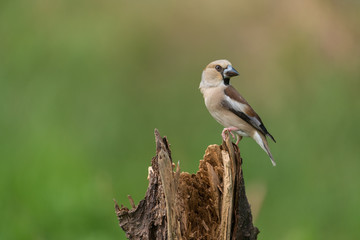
[1,0,360,239]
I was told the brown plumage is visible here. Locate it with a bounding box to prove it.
[199,59,276,166]
[224,86,276,143]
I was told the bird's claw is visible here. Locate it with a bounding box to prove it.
[221,128,236,142]
[229,131,235,139]
[235,135,242,145]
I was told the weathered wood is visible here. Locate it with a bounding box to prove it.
[115,129,259,239]
[219,150,233,240]
[158,144,181,239]
[114,130,169,239]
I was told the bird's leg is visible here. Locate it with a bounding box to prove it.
[221,127,239,142]
[235,135,243,145]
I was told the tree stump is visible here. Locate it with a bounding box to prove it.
[115,129,259,240]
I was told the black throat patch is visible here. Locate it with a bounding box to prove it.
[223,78,230,85]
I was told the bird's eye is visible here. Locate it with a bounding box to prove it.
[215,65,222,72]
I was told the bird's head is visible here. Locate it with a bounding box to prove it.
[200,59,239,89]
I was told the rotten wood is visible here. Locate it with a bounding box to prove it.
[115,129,259,239]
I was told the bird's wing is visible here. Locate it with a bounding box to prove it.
[222,85,276,142]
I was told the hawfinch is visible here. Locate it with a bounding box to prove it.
[199,59,276,166]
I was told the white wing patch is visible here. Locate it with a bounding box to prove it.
[223,95,262,127]
[224,95,247,112]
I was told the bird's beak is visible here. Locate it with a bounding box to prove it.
[223,65,239,78]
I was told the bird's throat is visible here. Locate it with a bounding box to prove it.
[223,78,230,85]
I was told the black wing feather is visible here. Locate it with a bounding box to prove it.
[221,100,276,143]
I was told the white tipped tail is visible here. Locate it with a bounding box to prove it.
[252,131,276,166]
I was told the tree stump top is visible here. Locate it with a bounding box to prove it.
[115,129,259,240]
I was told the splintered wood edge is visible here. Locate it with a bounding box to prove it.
[115,129,258,239]
[158,148,180,240]
[219,150,234,240]
[158,150,174,240]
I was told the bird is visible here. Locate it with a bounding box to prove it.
[199,59,276,166]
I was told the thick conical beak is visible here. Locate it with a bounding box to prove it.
[223,65,239,78]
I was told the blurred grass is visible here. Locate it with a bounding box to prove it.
[1,0,360,239]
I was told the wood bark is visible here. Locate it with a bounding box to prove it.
[115,129,259,239]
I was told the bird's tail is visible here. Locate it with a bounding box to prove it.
[252,131,276,166]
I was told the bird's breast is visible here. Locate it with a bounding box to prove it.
[202,87,254,136]
[202,87,224,109]
[202,88,230,127]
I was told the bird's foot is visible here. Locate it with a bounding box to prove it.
[221,127,239,142]
[235,135,243,145]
